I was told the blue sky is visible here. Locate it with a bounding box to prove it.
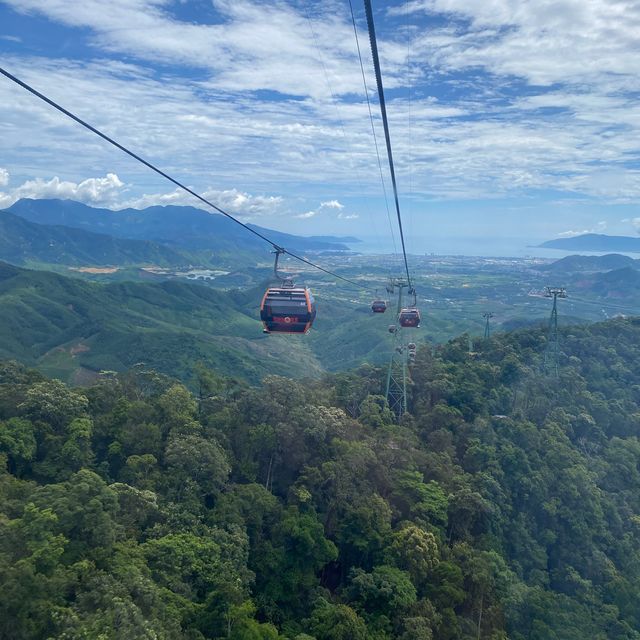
[1,0,640,251]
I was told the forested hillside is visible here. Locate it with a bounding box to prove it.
[0,210,195,268]
[6,199,354,254]
[0,262,401,384]
[2,318,640,639]
[0,261,324,384]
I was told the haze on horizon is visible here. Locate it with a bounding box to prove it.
[2,0,640,253]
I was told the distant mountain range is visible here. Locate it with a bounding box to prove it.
[0,209,194,267]
[539,233,640,253]
[539,253,637,274]
[537,253,640,302]
[5,199,355,258]
[567,266,640,301]
[592,266,640,293]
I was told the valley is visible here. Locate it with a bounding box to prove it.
[2,199,639,386]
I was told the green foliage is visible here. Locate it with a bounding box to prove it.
[3,317,640,637]
[347,564,417,619]
[19,380,88,429]
[385,524,439,585]
[0,263,323,385]
[308,599,368,640]
[0,417,36,475]
[0,208,194,268]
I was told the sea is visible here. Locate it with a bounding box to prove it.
[352,236,640,260]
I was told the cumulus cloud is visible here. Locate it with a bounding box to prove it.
[3,0,640,242]
[319,200,344,210]
[401,0,640,87]
[557,221,607,238]
[1,0,372,99]
[294,199,354,220]
[0,173,124,209]
[0,170,287,220]
[120,186,284,218]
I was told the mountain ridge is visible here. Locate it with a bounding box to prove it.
[0,260,324,384]
[539,233,640,252]
[0,208,195,267]
[539,253,637,273]
[6,198,357,254]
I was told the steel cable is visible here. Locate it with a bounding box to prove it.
[0,66,373,293]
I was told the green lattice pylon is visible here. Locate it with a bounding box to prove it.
[543,287,567,377]
[386,279,409,419]
[483,312,494,339]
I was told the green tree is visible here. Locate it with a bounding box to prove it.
[0,417,36,476]
[308,599,367,640]
[255,507,337,616]
[164,434,230,501]
[347,565,417,620]
[385,523,439,586]
[19,380,88,429]
[60,417,94,471]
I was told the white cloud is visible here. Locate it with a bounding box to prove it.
[121,186,284,218]
[2,0,640,241]
[294,199,353,220]
[0,169,286,219]
[557,220,607,238]
[557,230,590,238]
[319,200,344,210]
[0,173,124,209]
[2,0,374,99]
[403,0,640,87]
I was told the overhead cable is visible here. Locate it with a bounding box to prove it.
[362,0,413,289]
[347,0,398,259]
[404,0,415,257]
[303,6,387,265]
[0,66,370,292]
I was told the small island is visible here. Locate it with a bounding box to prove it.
[539,233,640,253]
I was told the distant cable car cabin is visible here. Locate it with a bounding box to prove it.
[398,288,421,328]
[399,308,421,327]
[371,300,387,313]
[260,249,317,334]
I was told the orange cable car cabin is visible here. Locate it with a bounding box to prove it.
[399,307,421,328]
[260,286,316,334]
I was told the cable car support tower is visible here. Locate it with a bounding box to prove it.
[544,287,567,377]
[483,312,494,339]
[361,0,421,420]
[386,280,409,419]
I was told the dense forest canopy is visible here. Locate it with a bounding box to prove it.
[2,318,640,639]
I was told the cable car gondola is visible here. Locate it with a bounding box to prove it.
[399,308,421,327]
[371,299,387,313]
[260,287,316,334]
[260,249,316,334]
[398,288,421,328]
